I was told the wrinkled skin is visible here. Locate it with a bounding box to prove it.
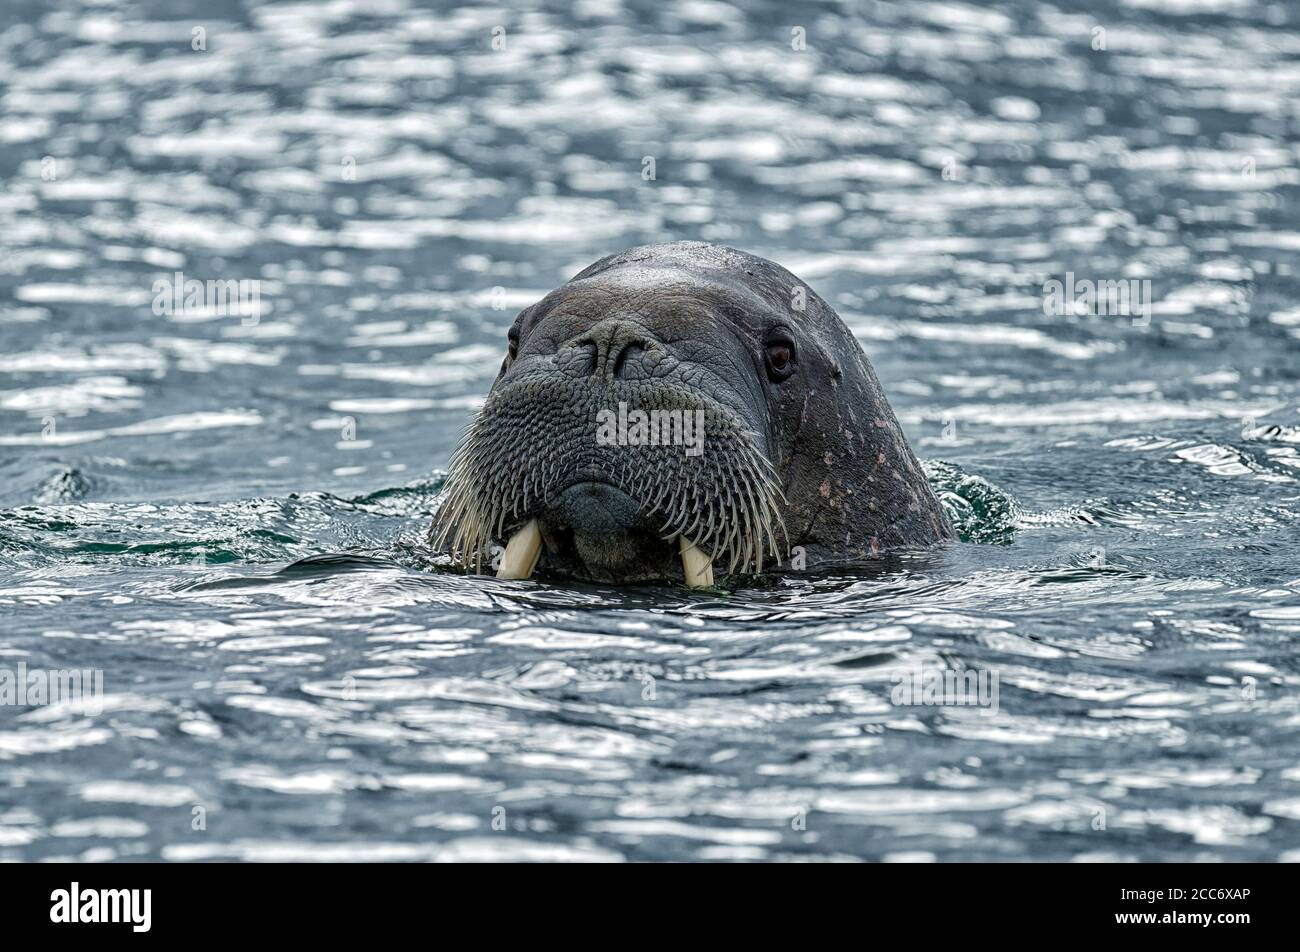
[432,241,953,583]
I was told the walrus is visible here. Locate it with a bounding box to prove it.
[431,241,953,586]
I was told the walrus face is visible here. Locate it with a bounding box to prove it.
[435,265,788,585]
[433,242,954,586]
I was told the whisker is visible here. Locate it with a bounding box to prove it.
[431,388,787,579]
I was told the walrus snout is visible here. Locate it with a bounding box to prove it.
[432,327,785,584]
[433,368,783,585]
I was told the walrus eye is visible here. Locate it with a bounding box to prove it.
[506,330,520,366]
[765,338,795,380]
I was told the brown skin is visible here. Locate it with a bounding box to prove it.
[432,241,953,583]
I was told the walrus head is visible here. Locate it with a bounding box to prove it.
[432,241,953,586]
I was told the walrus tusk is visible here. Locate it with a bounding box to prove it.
[679,535,714,588]
[497,520,542,579]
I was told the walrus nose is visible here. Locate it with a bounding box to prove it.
[564,319,654,379]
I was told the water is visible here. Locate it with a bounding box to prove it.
[2,0,1299,862]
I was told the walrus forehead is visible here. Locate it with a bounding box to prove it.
[523,266,787,340]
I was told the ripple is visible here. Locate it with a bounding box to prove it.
[78,782,199,808]
[160,837,624,863]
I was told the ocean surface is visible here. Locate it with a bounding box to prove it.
[2,0,1299,862]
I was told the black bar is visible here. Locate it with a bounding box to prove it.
[0,862,1286,939]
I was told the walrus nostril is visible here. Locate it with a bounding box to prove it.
[611,341,643,378]
[570,319,654,379]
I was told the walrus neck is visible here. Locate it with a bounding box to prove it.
[775,401,953,564]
